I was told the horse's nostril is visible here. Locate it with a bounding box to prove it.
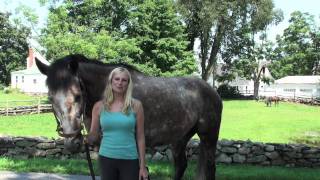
[57,126,63,133]
[64,138,82,153]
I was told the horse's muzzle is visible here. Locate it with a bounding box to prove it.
[64,135,83,153]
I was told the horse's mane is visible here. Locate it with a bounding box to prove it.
[46,54,141,92]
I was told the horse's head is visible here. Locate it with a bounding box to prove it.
[36,55,87,152]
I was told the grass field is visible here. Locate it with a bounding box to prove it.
[1,100,320,144]
[0,90,36,101]
[220,100,320,145]
[1,157,320,180]
[0,90,48,108]
[0,113,57,138]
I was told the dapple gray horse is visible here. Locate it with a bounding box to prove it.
[36,54,223,180]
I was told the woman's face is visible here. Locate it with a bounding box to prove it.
[111,71,129,95]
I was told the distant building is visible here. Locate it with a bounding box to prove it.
[203,61,320,99]
[274,76,320,99]
[10,48,49,94]
[218,60,274,96]
[229,66,274,96]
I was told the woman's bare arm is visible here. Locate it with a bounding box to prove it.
[87,100,103,144]
[134,99,148,178]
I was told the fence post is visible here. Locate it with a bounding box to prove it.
[37,97,41,114]
[6,99,8,116]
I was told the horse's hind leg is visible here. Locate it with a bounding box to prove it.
[197,115,221,180]
[172,127,196,180]
[197,133,217,180]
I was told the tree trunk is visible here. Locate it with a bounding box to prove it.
[212,71,216,88]
[253,79,260,100]
[201,17,225,81]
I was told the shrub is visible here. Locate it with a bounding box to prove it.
[217,84,241,99]
[3,87,11,94]
[0,84,5,90]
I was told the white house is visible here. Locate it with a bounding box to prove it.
[274,76,320,99]
[227,61,275,96]
[10,48,49,94]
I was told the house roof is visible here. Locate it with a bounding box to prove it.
[275,76,320,84]
[11,66,42,75]
[11,48,48,75]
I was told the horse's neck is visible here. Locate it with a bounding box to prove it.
[78,62,109,101]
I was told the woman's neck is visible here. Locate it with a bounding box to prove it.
[113,92,125,102]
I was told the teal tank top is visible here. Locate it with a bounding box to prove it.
[99,108,138,159]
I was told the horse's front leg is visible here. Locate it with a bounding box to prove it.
[172,140,188,180]
[171,126,196,180]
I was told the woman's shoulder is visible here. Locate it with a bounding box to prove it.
[94,100,104,106]
[132,98,142,106]
[132,98,143,113]
[93,100,104,111]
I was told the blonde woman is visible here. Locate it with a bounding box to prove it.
[88,67,148,180]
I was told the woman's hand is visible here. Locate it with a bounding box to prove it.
[84,133,98,145]
[139,166,149,180]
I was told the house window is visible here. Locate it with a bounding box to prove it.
[284,89,295,92]
[300,89,312,92]
[22,76,24,83]
[33,79,37,84]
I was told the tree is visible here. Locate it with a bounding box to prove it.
[41,0,196,76]
[226,0,283,98]
[177,0,282,91]
[177,0,226,82]
[270,11,320,78]
[0,12,31,86]
[125,0,196,76]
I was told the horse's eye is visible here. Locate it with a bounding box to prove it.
[75,95,81,102]
[48,96,53,103]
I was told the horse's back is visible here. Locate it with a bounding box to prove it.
[132,76,222,146]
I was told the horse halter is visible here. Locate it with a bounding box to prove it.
[52,76,87,138]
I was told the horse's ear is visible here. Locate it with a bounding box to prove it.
[68,58,79,74]
[68,54,88,74]
[35,57,48,75]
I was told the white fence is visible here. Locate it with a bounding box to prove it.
[239,90,320,101]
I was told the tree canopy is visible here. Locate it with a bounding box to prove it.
[177,0,283,87]
[41,0,196,76]
[0,12,30,86]
[270,11,320,78]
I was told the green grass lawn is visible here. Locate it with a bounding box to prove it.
[1,100,320,144]
[0,90,36,101]
[0,113,57,138]
[1,157,320,180]
[220,100,320,145]
[0,90,48,108]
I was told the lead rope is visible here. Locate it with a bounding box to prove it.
[81,112,95,180]
[78,77,95,180]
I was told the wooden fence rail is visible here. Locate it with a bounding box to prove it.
[0,99,52,116]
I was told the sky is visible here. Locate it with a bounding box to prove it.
[0,0,320,44]
[268,0,320,41]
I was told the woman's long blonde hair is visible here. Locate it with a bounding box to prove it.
[103,67,133,115]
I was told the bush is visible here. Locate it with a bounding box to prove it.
[0,84,5,90]
[3,87,11,94]
[217,84,241,99]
